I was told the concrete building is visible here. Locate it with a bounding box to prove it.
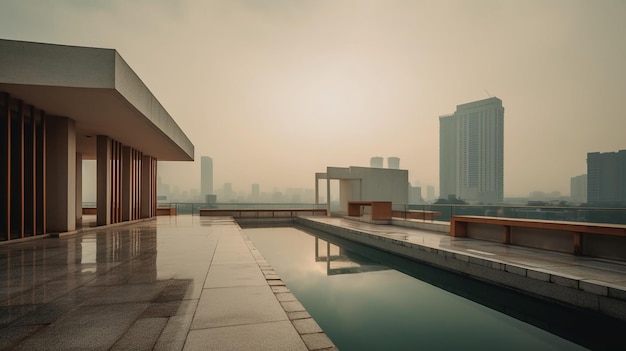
[587,150,626,206]
[426,185,435,202]
[200,156,213,198]
[370,156,384,168]
[409,183,424,204]
[0,39,193,242]
[315,166,409,215]
[439,97,504,203]
[387,157,400,169]
[251,183,260,201]
[570,174,587,204]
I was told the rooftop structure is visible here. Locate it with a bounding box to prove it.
[315,166,408,215]
[0,38,194,241]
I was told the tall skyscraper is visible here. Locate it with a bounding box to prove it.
[370,157,384,168]
[587,150,626,206]
[439,97,504,203]
[201,156,213,198]
[387,157,400,169]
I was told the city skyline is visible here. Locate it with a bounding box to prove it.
[3,1,625,197]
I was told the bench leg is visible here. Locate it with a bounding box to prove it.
[450,219,467,237]
[573,232,583,255]
[503,225,511,244]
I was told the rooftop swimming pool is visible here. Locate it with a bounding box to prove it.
[245,225,624,351]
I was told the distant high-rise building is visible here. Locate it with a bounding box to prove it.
[587,150,626,206]
[570,174,587,204]
[408,183,424,204]
[370,157,384,168]
[426,185,435,202]
[387,157,400,169]
[439,97,504,203]
[222,182,234,202]
[251,183,260,201]
[201,156,213,197]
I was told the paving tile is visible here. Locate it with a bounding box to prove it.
[293,318,323,334]
[204,263,267,288]
[183,320,307,351]
[275,292,298,302]
[271,286,291,293]
[281,301,306,312]
[141,301,183,318]
[0,325,44,351]
[287,311,311,320]
[11,302,148,351]
[111,317,168,351]
[191,285,288,329]
[301,332,336,350]
[154,314,194,351]
[0,304,40,327]
[83,281,167,306]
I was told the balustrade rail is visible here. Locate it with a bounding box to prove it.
[81,202,626,226]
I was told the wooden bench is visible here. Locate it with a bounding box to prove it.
[392,210,442,221]
[82,207,97,215]
[451,215,626,256]
[156,208,177,216]
[347,201,392,221]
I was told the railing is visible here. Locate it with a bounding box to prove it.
[392,204,626,225]
[155,202,327,216]
[81,201,626,226]
[199,208,327,218]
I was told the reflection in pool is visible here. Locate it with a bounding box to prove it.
[246,226,624,351]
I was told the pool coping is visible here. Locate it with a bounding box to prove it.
[240,229,339,351]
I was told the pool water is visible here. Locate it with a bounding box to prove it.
[245,226,623,351]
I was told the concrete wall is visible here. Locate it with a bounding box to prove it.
[326,166,408,214]
[0,39,115,88]
[327,166,408,206]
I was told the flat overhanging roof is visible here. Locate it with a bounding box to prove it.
[0,39,194,161]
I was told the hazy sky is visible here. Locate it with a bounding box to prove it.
[2,0,625,197]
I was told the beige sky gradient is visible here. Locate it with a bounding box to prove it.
[2,0,625,198]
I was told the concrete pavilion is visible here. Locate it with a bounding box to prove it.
[0,39,194,242]
[315,166,409,216]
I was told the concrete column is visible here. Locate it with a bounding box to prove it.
[75,153,82,224]
[45,116,76,232]
[141,155,153,218]
[121,146,131,221]
[315,175,319,205]
[96,135,111,226]
[326,177,331,216]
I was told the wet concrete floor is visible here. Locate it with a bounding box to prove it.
[0,216,336,351]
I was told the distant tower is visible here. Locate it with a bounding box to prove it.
[587,150,626,206]
[570,174,587,204]
[426,185,435,202]
[387,157,400,169]
[251,183,260,200]
[439,97,504,203]
[370,157,384,168]
[201,156,213,198]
